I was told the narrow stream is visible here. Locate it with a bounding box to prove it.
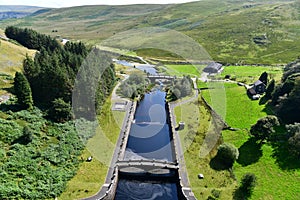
[115,90,182,200]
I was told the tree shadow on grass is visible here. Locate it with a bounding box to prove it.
[210,154,232,171]
[0,102,21,112]
[237,137,263,167]
[233,188,251,200]
[261,102,276,115]
[271,141,300,170]
[259,95,268,105]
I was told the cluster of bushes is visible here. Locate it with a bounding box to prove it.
[167,75,193,101]
[268,59,300,124]
[251,59,300,158]
[118,73,150,99]
[0,109,94,199]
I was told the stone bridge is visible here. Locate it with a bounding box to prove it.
[116,159,179,172]
[147,75,176,83]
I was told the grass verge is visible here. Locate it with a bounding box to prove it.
[174,97,236,199]
[59,97,125,199]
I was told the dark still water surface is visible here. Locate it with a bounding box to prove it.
[115,179,178,200]
[115,90,180,200]
[124,90,175,162]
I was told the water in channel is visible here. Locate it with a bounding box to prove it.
[113,59,157,75]
[115,90,181,200]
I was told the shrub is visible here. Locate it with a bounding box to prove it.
[287,123,300,157]
[217,143,239,168]
[211,189,221,198]
[0,118,22,144]
[48,98,73,122]
[250,115,279,141]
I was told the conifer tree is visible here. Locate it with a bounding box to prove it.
[14,72,33,110]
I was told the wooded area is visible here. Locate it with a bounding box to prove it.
[0,27,116,199]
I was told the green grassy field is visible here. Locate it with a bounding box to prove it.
[1,0,300,64]
[218,65,283,84]
[223,130,300,200]
[59,97,125,199]
[201,83,270,128]
[161,64,203,77]
[175,97,236,200]
[198,81,300,200]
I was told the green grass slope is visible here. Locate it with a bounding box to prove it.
[0,30,35,95]
[1,0,299,64]
[0,40,35,75]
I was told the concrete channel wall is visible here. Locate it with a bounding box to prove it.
[166,103,197,200]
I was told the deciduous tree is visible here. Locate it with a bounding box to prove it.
[217,143,239,168]
[287,123,300,157]
[250,115,279,141]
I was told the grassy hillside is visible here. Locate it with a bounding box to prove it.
[0,31,35,96]
[0,5,43,12]
[1,0,300,64]
[0,39,35,75]
[0,6,44,20]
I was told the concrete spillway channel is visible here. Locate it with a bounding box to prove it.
[83,91,196,200]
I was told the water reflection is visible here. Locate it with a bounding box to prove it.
[124,90,174,162]
[113,59,157,75]
[116,90,179,199]
[115,179,178,200]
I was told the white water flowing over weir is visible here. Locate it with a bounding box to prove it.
[72,27,227,199]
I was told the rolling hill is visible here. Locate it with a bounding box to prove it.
[1,0,300,64]
[0,29,35,96]
[0,29,35,75]
[0,5,43,20]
